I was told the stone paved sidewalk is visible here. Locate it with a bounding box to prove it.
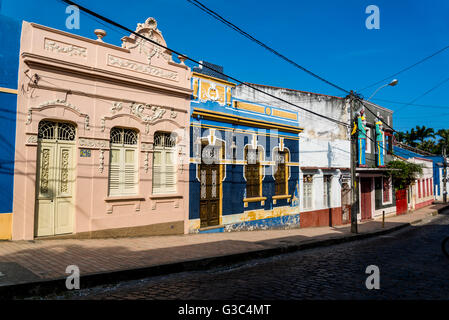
[0,203,447,292]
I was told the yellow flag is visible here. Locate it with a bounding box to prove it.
[351,122,357,135]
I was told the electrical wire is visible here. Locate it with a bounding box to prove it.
[185,0,398,135]
[59,0,352,128]
[187,0,349,95]
[394,75,449,114]
[358,44,449,92]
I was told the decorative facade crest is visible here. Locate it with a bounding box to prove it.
[120,17,172,65]
[103,102,170,134]
[129,102,166,123]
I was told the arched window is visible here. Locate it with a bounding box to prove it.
[152,132,177,194]
[38,120,76,141]
[108,127,138,196]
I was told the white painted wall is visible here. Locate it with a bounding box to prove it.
[234,85,351,169]
[408,158,434,207]
[436,167,449,201]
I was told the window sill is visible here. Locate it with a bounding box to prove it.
[149,193,183,199]
[104,195,145,202]
[243,197,267,203]
[272,194,291,200]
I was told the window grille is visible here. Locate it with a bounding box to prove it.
[38,121,75,141]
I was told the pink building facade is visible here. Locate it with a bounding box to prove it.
[12,18,192,240]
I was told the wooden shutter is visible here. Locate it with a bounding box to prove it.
[124,148,137,194]
[274,151,287,195]
[152,133,177,194]
[245,148,260,198]
[108,128,138,196]
[164,150,176,193]
[108,148,121,196]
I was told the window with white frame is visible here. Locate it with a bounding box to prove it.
[152,132,177,194]
[108,127,138,196]
[323,175,332,208]
[303,174,313,210]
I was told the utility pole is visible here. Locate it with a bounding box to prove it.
[443,143,447,203]
[348,91,358,233]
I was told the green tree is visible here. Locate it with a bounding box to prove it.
[386,160,423,190]
[394,131,407,143]
[418,140,437,154]
[405,128,418,147]
[437,129,449,154]
[414,125,435,144]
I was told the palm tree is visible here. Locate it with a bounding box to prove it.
[437,129,449,154]
[418,140,437,154]
[414,125,435,144]
[405,128,418,147]
[394,131,407,143]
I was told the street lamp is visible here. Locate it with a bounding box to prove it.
[367,79,398,101]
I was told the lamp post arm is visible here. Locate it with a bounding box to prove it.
[367,83,389,101]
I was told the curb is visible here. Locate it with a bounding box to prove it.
[1,216,435,300]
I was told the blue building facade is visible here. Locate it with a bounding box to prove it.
[188,64,302,233]
[0,14,21,239]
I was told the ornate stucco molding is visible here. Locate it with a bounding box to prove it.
[99,150,105,173]
[120,17,173,66]
[102,102,170,134]
[44,38,87,58]
[130,102,166,123]
[25,133,38,146]
[107,54,179,82]
[26,99,90,130]
[79,138,110,149]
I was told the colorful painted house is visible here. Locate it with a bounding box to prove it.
[354,100,396,220]
[234,84,351,227]
[188,62,302,233]
[0,14,21,239]
[394,143,446,203]
[11,18,191,240]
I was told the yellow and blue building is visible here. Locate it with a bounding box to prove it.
[188,62,302,233]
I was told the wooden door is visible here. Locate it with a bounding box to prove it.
[360,178,372,220]
[35,121,75,237]
[396,189,407,215]
[199,164,220,228]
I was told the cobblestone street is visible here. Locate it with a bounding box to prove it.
[54,211,449,300]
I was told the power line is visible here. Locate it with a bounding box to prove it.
[186,0,349,95]
[186,0,398,135]
[358,44,449,92]
[371,98,449,109]
[61,0,391,146]
[60,0,351,128]
[394,75,449,114]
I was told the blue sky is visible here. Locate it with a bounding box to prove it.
[2,0,449,132]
